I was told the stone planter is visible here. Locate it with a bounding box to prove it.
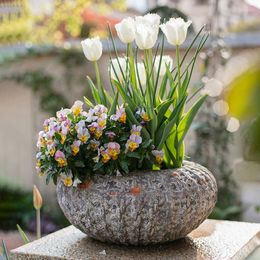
[57,161,217,245]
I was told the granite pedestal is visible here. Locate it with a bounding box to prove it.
[11,219,260,260]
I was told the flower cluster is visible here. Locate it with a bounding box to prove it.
[36,101,164,186]
[38,13,208,186]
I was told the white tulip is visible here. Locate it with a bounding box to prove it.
[135,23,158,50]
[81,37,102,61]
[134,13,160,50]
[110,57,127,82]
[160,18,192,46]
[135,13,161,28]
[154,55,173,76]
[115,17,135,43]
[136,62,146,86]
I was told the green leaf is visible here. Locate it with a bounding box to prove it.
[87,76,101,104]
[177,94,207,146]
[157,96,187,149]
[74,161,85,168]
[2,240,9,260]
[119,160,129,173]
[108,92,118,116]
[17,224,30,244]
[156,98,174,127]
[93,161,103,171]
[142,139,153,149]
[127,152,141,159]
[180,70,189,97]
[113,80,136,111]
[159,73,169,99]
[84,96,94,107]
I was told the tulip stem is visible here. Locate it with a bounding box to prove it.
[36,208,41,239]
[176,45,181,99]
[94,61,101,90]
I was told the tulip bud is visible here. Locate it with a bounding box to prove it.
[136,62,146,86]
[81,37,102,61]
[154,55,173,76]
[33,185,42,210]
[160,18,192,46]
[110,57,127,82]
[115,17,135,44]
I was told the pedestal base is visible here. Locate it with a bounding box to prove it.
[11,219,260,260]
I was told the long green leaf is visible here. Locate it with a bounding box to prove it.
[84,96,94,107]
[159,72,168,100]
[108,92,118,116]
[156,98,174,127]
[17,224,30,244]
[113,80,136,111]
[2,240,9,260]
[157,96,187,149]
[87,76,101,104]
[177,94,207,146]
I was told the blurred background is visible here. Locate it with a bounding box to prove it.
[0,0,259,251]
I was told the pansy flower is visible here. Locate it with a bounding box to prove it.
[89,140,100,151]
[136,108,150,122]
[101,149,111,163]
[126,134,142,152]
[152,150,164,164]
[107,142,120,160]
[60,172,73,187]
[71,140,81,156]
[110,104,126,124]
[131,125,142,136]
[71,100,83,116]
[55,150,67,167]
[77,127,90,143]
[105,131,116,141]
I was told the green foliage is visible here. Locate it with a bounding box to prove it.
[10,70,69,116]
[86,26,209,169]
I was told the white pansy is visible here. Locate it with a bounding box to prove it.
[136,62,146,85]
[73,178,82,187]
[56,108,71,118]
[154,55,173,76]
[160,18,192,46]
[110,57,127,82]
[81,37,102,61]
[115,17,135,43]
[135,23,158,50]
[135,13,161,28]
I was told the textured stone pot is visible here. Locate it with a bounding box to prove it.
[57,161,217,245]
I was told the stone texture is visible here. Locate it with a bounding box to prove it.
[11,219,260,260]
[56,161,217,245]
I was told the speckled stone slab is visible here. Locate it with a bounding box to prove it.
[11,219,260,260]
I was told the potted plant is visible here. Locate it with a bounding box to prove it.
[36,14,217,245]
